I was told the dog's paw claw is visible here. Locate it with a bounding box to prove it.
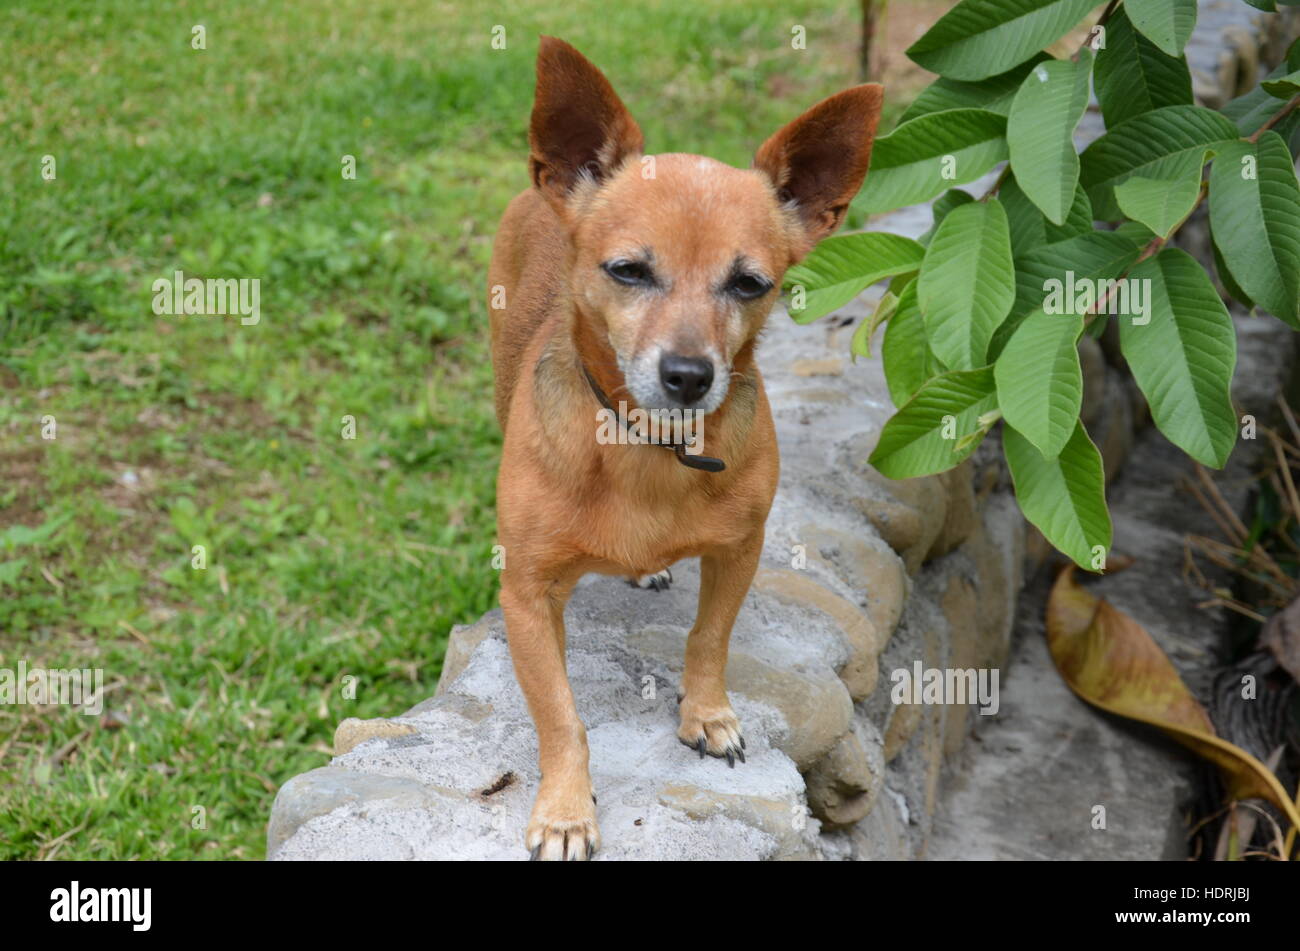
[678,701,746,766]
[526,792,600,862]
[629,568,673,591]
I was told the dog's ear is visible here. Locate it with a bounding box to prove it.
[753,84,884,257]
[529,36,644,211]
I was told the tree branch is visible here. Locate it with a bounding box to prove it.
[1072,0,1120,62]
[1248,92,1300,144]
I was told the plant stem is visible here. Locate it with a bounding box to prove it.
[1073,0,1120,62]
[1249,92,1300,143]
[979,164,1010,202]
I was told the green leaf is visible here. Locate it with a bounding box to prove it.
[882,281,941,405]
[1006,52,1094,224]
[1119,248,1237,468]
[1045,182,1095,243]
[900,55,1051,123]
[868,366,999,478]
[1209,132,1300,327]
[886,271,917,296]
[1000,174,1093,256]
[1112,219,1158,244]
[995,311,1084,458]
[852,290,900,360]
[1262,68,1300,98]
[1080,105,1239,219]
[783,232,925,324]
[918,200,1015,369]
[1240,0,1276,11]
[918,188,976,246]
[1001,175,1046,257]
[1124,0,1197,57]
[1113,146,1210,238]
[1094,7,1193,129]
[906,0,1098,81]
[1212,237,1254,311]
[992,230,1142,357]
[853,109,1009,216]
[1004,420,1111,569]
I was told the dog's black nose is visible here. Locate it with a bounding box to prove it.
[660,354,714,404]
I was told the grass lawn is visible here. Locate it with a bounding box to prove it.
[0,0,914,859]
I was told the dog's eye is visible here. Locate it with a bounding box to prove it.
[603,260,654,287]
[728,273,772,300]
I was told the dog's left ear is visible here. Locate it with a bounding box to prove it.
[754,84,884,258]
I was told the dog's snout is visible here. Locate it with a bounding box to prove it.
[659,354,714,404]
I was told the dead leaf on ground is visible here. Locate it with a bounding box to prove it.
[1046,566,1300,840]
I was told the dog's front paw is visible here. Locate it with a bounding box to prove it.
[526,780,601,861]
[677,696,746,767]
[628,568,672,591]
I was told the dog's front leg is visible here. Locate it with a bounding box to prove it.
[500,578,599,860]
[678,531,763,766]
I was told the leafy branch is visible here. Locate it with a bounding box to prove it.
[785,0,1300,571]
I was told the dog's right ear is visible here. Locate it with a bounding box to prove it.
[529,36,644,212]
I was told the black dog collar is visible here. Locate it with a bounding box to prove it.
[580,364,726,473]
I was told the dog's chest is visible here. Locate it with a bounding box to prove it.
[576,476,754,573]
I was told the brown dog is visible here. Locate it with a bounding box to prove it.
[487,36,882,860]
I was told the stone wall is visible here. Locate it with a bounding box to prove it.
[267,2,1300,860]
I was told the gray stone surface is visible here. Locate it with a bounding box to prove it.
[270,506,881,859]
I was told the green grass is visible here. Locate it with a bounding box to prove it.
[0,0,883,858]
